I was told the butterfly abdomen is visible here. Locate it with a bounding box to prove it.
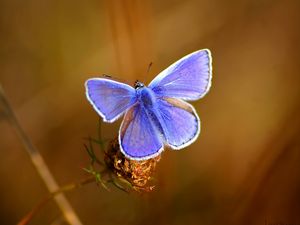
[136,87,166,137]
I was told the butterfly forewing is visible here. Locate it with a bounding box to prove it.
[85,78,137,122]
[149,49,212,101]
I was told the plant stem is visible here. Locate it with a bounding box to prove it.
[0,84,83,225]
[17,176,96,225]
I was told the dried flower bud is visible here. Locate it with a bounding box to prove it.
[104,138,161,192]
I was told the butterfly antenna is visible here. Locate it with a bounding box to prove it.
[102,74,112,78]
[101,74,135,87]
[147,62,153,74]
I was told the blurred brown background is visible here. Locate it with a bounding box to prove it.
[0,0,300,224]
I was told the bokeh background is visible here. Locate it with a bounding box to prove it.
[1,0,300,224]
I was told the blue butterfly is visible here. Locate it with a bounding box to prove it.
[85,49,212,160]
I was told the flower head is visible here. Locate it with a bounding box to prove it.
[104,138,161,192]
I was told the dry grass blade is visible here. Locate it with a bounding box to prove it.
[0,84,83,225]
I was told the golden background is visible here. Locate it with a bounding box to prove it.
[0,0,299,224]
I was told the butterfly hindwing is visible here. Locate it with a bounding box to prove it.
[149,49,212,101]
[119,103,164,160]
[155,98,200,149]
[85,78,137,122]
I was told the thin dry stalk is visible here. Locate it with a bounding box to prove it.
[17,176,95,225]
[0,84,83,225]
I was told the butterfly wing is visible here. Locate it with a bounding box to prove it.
[85,78,137,122]
[156,98,200,149]
[119,103,163,160]
[149,49,212,101]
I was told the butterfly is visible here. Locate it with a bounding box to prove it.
[85,49,212,161]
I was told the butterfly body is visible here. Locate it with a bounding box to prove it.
[136,85,166,138]
[136,85,157,107]
[86,49,212,160]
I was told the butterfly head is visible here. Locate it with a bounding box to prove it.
[134,80,145,89]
